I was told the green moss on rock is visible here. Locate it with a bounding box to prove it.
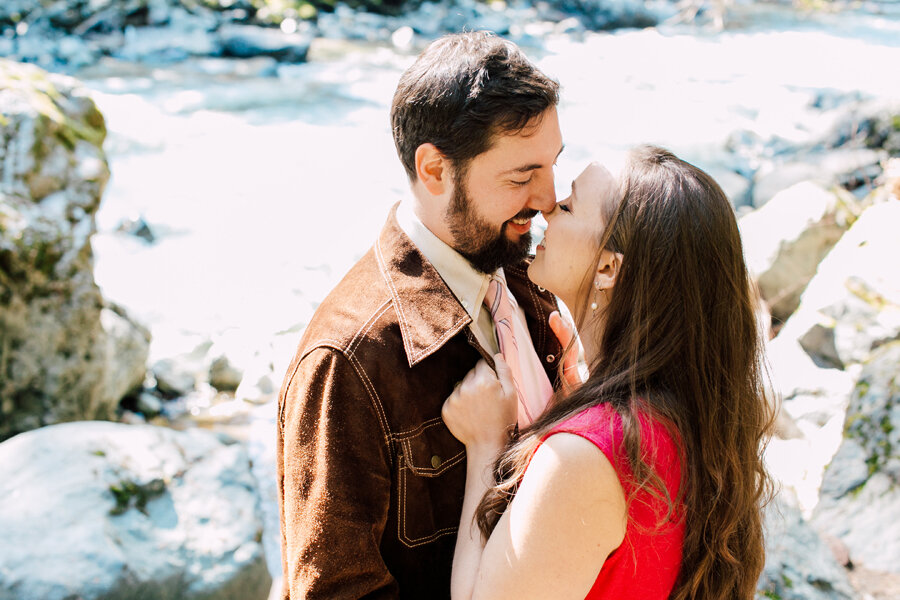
[109,478,167,516]
[0,60,106,150]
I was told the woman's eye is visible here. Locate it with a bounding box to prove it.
[559,203,571,213]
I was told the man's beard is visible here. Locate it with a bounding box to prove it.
[446,176,535,274]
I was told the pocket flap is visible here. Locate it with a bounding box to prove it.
[398,418,465,477]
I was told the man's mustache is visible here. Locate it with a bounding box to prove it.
[512,209,539,221]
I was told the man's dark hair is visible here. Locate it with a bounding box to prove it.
[390,31,560,181]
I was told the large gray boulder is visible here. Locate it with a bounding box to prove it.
[778,199,900,370]
[0,59,149,440]
[757,492,855,600]
[813,341,900,575]
[739,181,856,323]
[0,421,271,600]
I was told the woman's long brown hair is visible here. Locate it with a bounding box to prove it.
[475,145,775,599]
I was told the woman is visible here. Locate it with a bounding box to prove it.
[442,145,774,599]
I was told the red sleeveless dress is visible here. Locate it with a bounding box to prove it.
[540,403,685,599]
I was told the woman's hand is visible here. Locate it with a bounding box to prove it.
[549,310,583,389]
[442,355,517,452]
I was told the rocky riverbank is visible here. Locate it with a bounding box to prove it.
[0,0,680,71]
[3,2,900,597]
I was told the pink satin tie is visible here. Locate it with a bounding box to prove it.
[484,278,553,426]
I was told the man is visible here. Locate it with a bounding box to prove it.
[277,31,564,599]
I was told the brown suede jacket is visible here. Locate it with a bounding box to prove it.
[277,206,562,599]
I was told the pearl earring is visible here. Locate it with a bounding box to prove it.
[591,280,601,311]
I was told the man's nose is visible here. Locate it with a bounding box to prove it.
[527,174,556,213]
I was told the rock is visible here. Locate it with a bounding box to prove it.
[135,391,163,416]
[218,23,312,63]
[763,333,856,512]
[235,364,276,405]
[0,60,149,441]
[707,167,752,208]
[778,199,900,370]
[209,355,243,392]
[817,98,900,152]
[115,213,155,243]
[99,304,151,405]
[753,148,887,208]
[0,421,271,600]
[544,0,668,30]
[882,157,900,202]
[151,357,198,397]
[204,329,278,395]
[757,492,855,600]
[0,1,32,25]
[810,89,865,113]
[797,323,842,370]
[739,181,855,323]
[116,24,219,63]
[813,341,900,574]
[56,35,99,69]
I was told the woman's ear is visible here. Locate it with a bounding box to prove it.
[415,143,449,196]
[595,249,623,290]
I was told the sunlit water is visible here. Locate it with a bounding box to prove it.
[79,3,900,576]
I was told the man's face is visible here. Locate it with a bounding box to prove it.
[444,107,564,274]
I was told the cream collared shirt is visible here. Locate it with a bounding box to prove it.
[396,201,539,360]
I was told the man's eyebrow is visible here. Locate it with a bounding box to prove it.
[500,145,565,175]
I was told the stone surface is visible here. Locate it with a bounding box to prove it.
[739,181,856,322]
[753,148,888,208]
[0,59,148,440]
[236,366,277,405]
[151,357,198,397]
[0,0,685,68]
[764,331,856,513]
[757,492,856,599]
[0,421,272,600]
[99,304,151,405]
[778,199,900,370]
[218,24,313,63]
[813,341,900,574]
[818,98,900,154]
[209,355,244,392]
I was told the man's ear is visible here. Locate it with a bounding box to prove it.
[595,249,623,290]
[415,143,450,196]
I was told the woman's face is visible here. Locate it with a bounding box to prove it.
[528,162,618,310]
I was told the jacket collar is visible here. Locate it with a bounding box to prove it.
[375,204,473,367]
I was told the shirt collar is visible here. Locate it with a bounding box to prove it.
[375,204,472,367]
[396,200,495,322]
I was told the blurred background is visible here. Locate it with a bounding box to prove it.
[1,0,899,598]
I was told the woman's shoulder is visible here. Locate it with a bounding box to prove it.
[545,403,623,458]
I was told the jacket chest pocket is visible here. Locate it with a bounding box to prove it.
[393,418,466,548]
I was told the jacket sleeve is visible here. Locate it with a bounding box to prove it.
[278,346,397,599]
